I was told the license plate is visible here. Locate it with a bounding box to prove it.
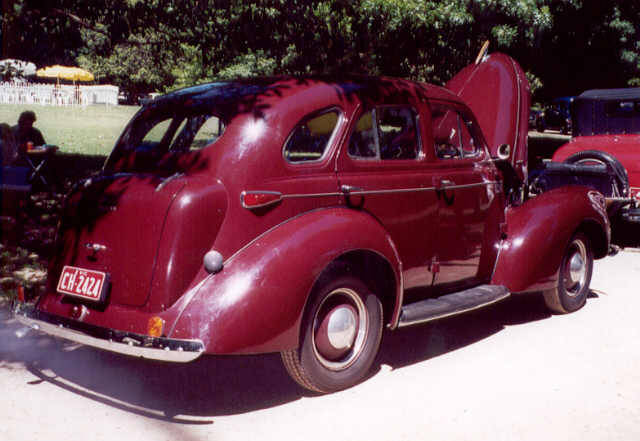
[57,266,109,302]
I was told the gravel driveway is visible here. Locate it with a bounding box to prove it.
[1,249,639,441]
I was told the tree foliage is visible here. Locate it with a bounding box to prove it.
[2,0,640,100]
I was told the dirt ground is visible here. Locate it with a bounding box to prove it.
[1,249,639,441]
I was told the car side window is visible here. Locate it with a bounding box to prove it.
[348,106,419,160]
[284,110,340,162]
[431,103,478,159]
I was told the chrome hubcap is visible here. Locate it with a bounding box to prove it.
[326,306,357,351]
[312,288,367,371]
[565,240,588,296]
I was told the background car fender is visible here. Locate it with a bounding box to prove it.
[491,186,609,293]
[168,207,402,355]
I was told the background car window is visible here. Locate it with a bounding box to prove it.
[431,103,478,159]
[284,110,340,162]
[348,107,419,160]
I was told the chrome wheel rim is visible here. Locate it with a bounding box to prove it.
[312,288,368,371]
[564,240,588,297]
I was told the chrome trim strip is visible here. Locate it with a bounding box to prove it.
[396,290,511,328]
[242,181,498,205]
[344,186,437,196]
[439,181,497,190]
[282,191,343,199]
[13,303,204,363]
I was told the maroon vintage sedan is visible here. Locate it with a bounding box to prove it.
[13,52,610,393]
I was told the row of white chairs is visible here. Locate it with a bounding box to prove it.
[0,82,119,106]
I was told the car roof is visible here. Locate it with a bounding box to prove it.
[147,76,462,115]
[578,88,640,101]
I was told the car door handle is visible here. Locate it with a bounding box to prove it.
[440,179,455,188]
[341,184,363,194]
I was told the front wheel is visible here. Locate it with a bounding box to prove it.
[543,232,593,314]
[281,275,383,393]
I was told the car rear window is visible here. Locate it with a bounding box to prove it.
[105,107,226,174]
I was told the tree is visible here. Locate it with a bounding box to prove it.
[2,1,640,101]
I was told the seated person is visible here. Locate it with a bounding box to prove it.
[12,110,46,155]
[0,123,20,166]
[1,122,30,218]
[1,122,29,185]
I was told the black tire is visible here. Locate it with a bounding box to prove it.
[543,232,593,314]
[564,150,629,198]
[281,274,383,393]
[536,119,546,132]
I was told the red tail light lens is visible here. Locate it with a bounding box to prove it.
[241,191,282,209]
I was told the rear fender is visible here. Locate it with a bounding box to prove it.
[491,186,609,293]
[168,207,401,354]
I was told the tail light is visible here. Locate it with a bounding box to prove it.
[241,191,282,209]
[147,316,165,337]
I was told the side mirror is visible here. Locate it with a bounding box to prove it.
[496,143,511,160]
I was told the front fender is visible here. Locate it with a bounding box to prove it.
[491,186,609,293]
[168,207,401,355]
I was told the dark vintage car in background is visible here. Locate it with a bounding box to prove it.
[551,88,640,229]
[13,51,611,393]
[535,96,574,134]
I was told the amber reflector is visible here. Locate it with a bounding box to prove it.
[242,191,282,209]
[147,316,165,337]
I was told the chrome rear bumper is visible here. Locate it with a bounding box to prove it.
[12,302,204,363]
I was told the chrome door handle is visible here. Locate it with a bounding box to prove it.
[341,184,363,194]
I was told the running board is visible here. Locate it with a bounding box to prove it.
[398,285,510,328]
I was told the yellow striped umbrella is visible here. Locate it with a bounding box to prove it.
[36,65,94,82]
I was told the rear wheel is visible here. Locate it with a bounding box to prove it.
[543,232,593,314]
[281,275,383,393]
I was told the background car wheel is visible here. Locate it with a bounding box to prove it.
[543,232,593,314]
[564,149,629,198]
[536,119,546,132]
[281,274,383,393]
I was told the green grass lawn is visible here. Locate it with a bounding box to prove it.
[0,104,140,156]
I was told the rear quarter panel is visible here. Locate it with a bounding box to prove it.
[168,207,401,355]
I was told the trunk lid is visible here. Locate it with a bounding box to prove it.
[56,174,185,307]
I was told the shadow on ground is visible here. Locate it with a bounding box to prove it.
[0,291,569,421]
